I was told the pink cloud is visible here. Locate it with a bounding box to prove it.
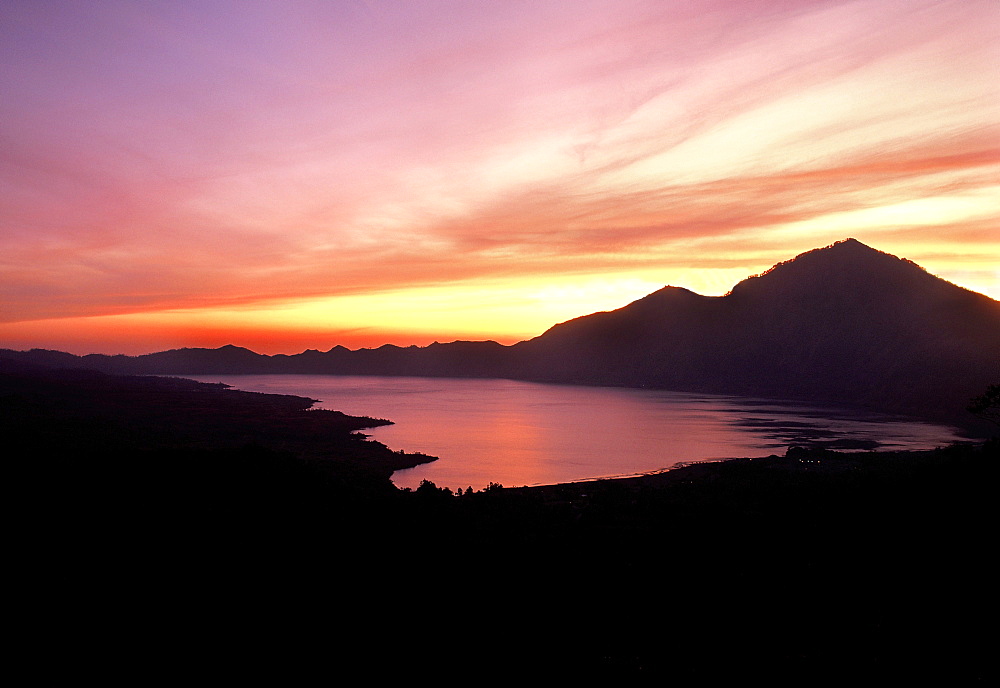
[2,0,997,344]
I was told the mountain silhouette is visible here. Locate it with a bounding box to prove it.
[511,239,1000,423]
[3,239,997,427]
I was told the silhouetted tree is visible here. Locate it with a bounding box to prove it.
[416,479,437,493]
[415,479,453,499]
[968,383,1000,427]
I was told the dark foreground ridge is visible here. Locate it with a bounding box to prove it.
[5,360,994,682]
[4,239,999,432]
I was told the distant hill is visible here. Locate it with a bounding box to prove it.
[3,239,998,428]
[0,340,515,377]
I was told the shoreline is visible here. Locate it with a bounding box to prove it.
[8,355,993,681]
[510,441,990,501]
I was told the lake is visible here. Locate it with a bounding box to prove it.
[189,375,964,491]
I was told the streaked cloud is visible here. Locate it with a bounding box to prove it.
[1,0,997,353]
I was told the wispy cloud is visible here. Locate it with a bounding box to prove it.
[1,0,997,351]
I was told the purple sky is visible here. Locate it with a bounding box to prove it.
[1,0,998,354]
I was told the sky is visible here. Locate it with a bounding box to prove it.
[1,0,998,355]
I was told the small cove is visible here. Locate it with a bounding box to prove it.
[189,374,965,491]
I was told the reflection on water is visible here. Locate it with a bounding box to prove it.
[190,375,964,491]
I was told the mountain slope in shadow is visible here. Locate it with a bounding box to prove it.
[513,239,1000,423]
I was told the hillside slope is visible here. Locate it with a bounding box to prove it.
[512,239,1000,423]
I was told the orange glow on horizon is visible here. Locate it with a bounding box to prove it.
[1,243,996,357]
[1,1,997,355]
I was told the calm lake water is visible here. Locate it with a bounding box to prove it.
[190,375,964,491]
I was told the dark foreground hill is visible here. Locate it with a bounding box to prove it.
[5,361,995,682]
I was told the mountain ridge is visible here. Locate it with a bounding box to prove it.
[510,239,999,419]
[3,239,998,430]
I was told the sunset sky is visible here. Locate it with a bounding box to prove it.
[2,0,998,355]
